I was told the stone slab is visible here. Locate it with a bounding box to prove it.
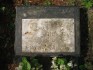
[15,6,80,56]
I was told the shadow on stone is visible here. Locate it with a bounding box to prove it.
[79,8,89,65]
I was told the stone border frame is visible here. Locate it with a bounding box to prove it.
[15,6,80,56]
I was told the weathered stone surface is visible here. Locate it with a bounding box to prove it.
[15,6,80,56]
[22,18,75,52]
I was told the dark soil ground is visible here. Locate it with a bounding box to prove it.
[0,0,93,70]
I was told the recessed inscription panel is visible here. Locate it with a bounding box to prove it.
[22,18,75,53]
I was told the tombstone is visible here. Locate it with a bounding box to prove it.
[15,6,80,56]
